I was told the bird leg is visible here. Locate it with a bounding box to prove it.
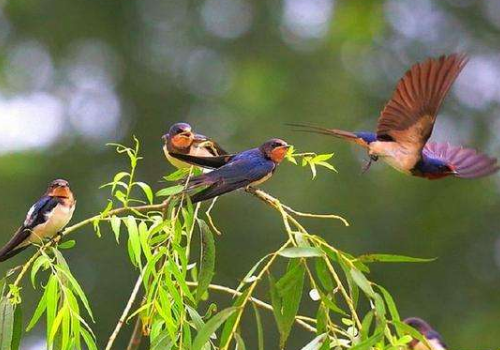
[362,155,378,174]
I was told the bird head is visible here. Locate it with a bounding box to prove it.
[260,139,290,164]
[46,179,72,198]
[404,317,446,350]
[163,123,194,150]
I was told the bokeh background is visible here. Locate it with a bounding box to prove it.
[0,0,499,348]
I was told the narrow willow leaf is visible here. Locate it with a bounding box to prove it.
[186,306,206,331]
[252,303,264,350]
[110,216,121,243]
[234,333,247,350]
[219,289,251,347]
[138,221,153,262]
[196,220,215,304]
[58,240,76,250]
[357,254,435,264]
[150,333,174,350]
[57,268,94,320]
[49,303,67,344]
[377,285,400,324]
[11,305,22,350]
[163,168,190,181]
[0,298,14,350]
[278,247,323,258]
[236,255,270,293]
[46,275,59,340]
[192,307,237,350]
[156,185,185,197]
[392,320,429,345]
[300,333,327,350]
[135,181,154,204]
[31,255,49,288]
[360,310,374,341]
[81,328,98,350]
[350,269,375,298]
[26,290,47,331]
[349,332,383,350]
[314,258,334,292]
[126,216,141,266]
[373,293,386,322]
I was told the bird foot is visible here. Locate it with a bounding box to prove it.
[362,155,378,174]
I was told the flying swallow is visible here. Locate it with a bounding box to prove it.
[404,317,447,350]
[162,122,227,169]
[290,54,499,179]
[170,139,290,203]
[0,179,76,262]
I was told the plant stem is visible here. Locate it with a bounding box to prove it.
[105,272,144,350]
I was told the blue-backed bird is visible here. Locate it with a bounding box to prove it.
[162,122,227,169]
[0,179,76,262]
[404,317,447,350]
[169,139,290,203]
[290,54,499,179]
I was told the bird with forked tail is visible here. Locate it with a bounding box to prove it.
[404,317,447,350]
[0,179,76,262]
[289,54,499,180]
[169,139,290,203]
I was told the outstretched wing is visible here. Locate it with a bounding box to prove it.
[377,54,468,154]
[423,142,499,178]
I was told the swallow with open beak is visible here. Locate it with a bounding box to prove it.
[0,179,76,262]
[290,54,499,179]
[404,317,447,350]
[162,122,227,169]
[170,139,290,203]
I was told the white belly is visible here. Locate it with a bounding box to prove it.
[164,145,213,173]
[413,339,446,350]
[27,203,75,244]
[369,141,417,175]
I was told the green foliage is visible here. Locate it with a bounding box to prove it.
[2,137,434,350]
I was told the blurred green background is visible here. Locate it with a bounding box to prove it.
[0,0,499,348]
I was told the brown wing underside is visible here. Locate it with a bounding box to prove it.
[376,54,468,152]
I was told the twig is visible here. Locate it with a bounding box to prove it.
[126,316,143,350]
[7,200,170,299]
[105,272,145,350]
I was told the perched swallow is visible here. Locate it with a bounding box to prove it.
[0,179,76,262]
[404,317,447,350]
[290,54,499,179]
[162,122,227,169]
[170,139,290,203]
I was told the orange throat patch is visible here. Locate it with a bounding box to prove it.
[270,146,289,163]
[171,134,194,150]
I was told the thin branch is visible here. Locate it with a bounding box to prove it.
[105,272,145,350]
[7,200,170,299]
[126,316,143,350]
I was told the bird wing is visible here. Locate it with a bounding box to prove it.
[169,152,236,169]
[423,142,499,178]
[188,151,275,202]
[376,54,467,154]
[193,134,228,156]
[0,196,59,262]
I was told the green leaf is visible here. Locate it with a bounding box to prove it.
[278,247,323,258]
[11,305,22,350]
[350,269,375,298]
[270,260,305,348]
[360,310,374,340]
[234,333,247,350]
[196,220,216,304]
[135,181,154,204]
[392,320,429,345]
[349,332,383,350]
[236,255,270,293]
[156,185,185,197]
[377,285,400,324]
[57,268,94,321]
[58,240,76,250]
[46,275,59,340]
[314,258,334,291]
[126,216,141,266]
[357,254,435,264]
[192,307,237,350]
[31,255,49,288]
[219,289,251,347]
[252,303,264,350]
[26,289,47,331]
[164,168,191,182]
[0,298,14,350]
[300,333,327,350]
[110,216,121,243]
[81,328,98,350]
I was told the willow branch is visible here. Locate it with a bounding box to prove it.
[7,200,170,298]
[105,272,144,350]
[126,316,143,350]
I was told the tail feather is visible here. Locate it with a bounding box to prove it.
[0,227,30,262]
[287,122,371,148]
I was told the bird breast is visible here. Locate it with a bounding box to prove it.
[28,203,75,244]
[369,141,419,175]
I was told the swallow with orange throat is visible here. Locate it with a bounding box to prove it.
[404,317,447,350]
[162,122,227,169]
[0,179,76,262]
[290,54,499,179]
[170,139,290,203]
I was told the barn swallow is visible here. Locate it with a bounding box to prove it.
[290,54,499,179]
[404,317,447,350]
[170,139,290,203]
[0,179,76,262]
[162,122,227,169]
